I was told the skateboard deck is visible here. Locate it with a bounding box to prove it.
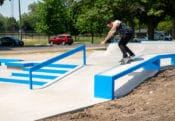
[120,56,144,65]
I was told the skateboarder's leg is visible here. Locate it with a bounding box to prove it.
[118,37,129,58]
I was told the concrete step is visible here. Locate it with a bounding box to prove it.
[8,76,51,82]
[46,63,78,69]
[4,60,78,69]
[12,72,58,79]
[23,67,68,74]
[0,77,46,86]
[12,71,61,76]
[32,64,77,70]
[5,61,34,67]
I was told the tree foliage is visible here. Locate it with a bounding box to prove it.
[0,14,5,31]
[6,17,19,32]
[159,0,175,38]
[75,0,112,33]
[35,0,67,35]
[157,16,173,34]
[132,0,166,39]
[0,15,18,32]
[21,2,40,32]
[0,0,175,40]
[74,0,113,43]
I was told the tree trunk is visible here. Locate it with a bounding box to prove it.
[147,24,155,40]
[48,35,50,42]
[172,17,175,39]
[147,20,158,40]
[91,33,94,44]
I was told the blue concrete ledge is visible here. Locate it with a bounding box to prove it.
[94,53,175,100]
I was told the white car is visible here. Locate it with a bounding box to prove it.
[164,35,172,41]
[132,37,148,42]
[154,31,172,41]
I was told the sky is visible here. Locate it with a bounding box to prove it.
[0,0,39,20]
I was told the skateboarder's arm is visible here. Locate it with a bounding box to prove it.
[101,20,121,45]
[103,29,116,43]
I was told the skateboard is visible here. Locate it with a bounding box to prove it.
[119,56,144,65]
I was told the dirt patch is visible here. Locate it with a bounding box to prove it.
[39,68,175,121]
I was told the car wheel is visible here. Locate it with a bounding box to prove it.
[62,41,66,45]
[19,43,24,47]
[49,41,54,46]
[68,42,72,45]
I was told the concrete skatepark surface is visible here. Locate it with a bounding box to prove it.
[0,41,175,121]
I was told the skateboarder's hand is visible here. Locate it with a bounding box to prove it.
[100,41,106,45]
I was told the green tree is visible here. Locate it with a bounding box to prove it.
[132,0,165,39]
[63,0,79,36]
[160,0,175,38]
[108,0,167,40]
[0,14,6,32]
[157,16,173,34]
[74,0,113,43]
[6,17,19,32]
[35,0,67,36]
[110,0,139,28]
[21,2,40,32]
[0,0,5,32]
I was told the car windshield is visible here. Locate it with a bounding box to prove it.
[59,36,64,38]
[56,35,72,38]
[11,37,21,42]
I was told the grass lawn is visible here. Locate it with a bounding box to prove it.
[23,35,104,46]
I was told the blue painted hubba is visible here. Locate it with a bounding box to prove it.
[29,44,86,89]
[94,53,175,100]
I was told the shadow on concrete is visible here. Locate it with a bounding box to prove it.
[114,69,158,98]
[128,57,144,63]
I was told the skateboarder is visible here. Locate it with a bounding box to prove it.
[101,20,135,64]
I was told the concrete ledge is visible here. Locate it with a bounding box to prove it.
[94,53,175,100]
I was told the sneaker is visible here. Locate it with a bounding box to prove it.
[120,57,130,65]
[119,58,124,62]
[119,58,129,62]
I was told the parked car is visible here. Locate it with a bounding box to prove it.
[154,31,172,41]
[132,36,148,43]
[0,36,24,47]
[49,34,74,45]
[164,35,172,41]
